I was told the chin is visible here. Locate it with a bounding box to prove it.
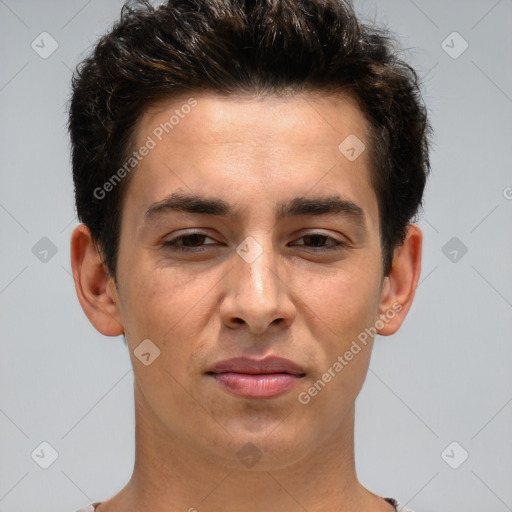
[203,422,313,471]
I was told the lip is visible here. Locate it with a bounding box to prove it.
[208,356,306,376]
[206,356,306,399]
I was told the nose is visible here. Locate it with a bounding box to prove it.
[220,235,296,334]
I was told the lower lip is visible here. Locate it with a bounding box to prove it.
[210,372,303,398]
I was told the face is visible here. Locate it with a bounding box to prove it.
[88,91,417,470]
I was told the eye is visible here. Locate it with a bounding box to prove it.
[290,232,348,252]
[162,231,348,253]
[163,232,219,252]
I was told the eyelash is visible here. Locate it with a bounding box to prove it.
[163,232,348,253]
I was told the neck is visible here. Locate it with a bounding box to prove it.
[98,380,393,512]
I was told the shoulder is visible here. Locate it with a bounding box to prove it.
[73,503,101,512]
[385,497,417,512]
[395,501,417,512]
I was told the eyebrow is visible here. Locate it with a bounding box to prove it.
[143,192,365,225]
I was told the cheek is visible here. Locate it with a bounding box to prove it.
[119,267,212,403]
[119,261,221,350]
[299,273,380,422]
[305,265,382,346]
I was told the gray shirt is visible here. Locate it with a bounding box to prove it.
[74,497,416,511]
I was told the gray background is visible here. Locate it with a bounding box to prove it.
[1,0,511,511]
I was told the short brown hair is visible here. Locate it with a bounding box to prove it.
[68,0,432,280]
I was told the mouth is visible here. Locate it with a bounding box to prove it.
[206,356,306,399]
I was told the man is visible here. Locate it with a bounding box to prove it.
[68,0,431,510]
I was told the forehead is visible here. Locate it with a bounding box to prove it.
[122,90,377,231]
[136,91,370,148]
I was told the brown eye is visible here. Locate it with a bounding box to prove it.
[163,232,218,252]
[291,233,347,252]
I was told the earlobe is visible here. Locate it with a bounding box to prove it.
[70,224,125,336]
[376,223,423,336]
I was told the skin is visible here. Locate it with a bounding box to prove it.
[71,91,422,512]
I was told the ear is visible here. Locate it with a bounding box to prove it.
[376,223,423,336]
[70,224,124,336]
